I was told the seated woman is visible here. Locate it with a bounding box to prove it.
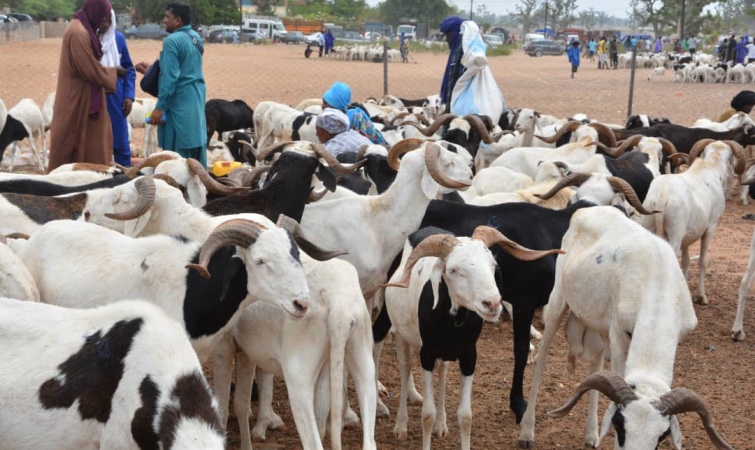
[315,109,372,156]
[322,81,389,147]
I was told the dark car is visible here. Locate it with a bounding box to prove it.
[208,28,237,43]
[524,39,565,57]
[7,13,32,22]
[126,23,169,40]
[280,30,305,44]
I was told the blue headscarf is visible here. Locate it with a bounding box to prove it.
[323,82,352,112]
[439,15,464,104]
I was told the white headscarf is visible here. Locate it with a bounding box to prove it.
[100,9,119,67]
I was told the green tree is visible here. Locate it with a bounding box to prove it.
[377,0,450,28]
[513,0,539,34]
[255,0,277,16]
[21,0,74,20]
[331,0,365,21]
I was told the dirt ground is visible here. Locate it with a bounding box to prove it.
[1,39,754,449]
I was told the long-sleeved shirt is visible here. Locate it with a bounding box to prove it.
[106,30,135,163]
[567,46,580,66]
[157,25,207,161]
[323,129,373,156]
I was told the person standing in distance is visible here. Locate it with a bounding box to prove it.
[567,40,580,78]
[48,0,126,172]
[135,2,207,167]
[99,10,135,167]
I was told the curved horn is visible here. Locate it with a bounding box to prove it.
[534,173,592,200]
[186,219,267,279]
[275,215,347,261]
[383,234,459,288]
[256,140,295,162]
[471,226,564,261]
[387,138,426,170]
[601,134,644,158]
[401,113,457,137]
[5,232,30,240]
[424,143,471,189]
[104,176,156,221]
[588,122,618,147]
[657,137,678,155]
[239,140,259,161]
[245,165,271,187]
[688,138,716,166]
[310,143,367,174]
[151,173,182,190]
[125,152,179,178]
[356,144,371,161]
[389,111,411,126]
[723,140,747,174]
[606,176,659,215]
[668,153,690,163]
[464,114,496,144]
[548,371,638,418]
[187,158,248,196]
[535,121,582,144]
[308,186,329,202]
[655,388,734,450]
[551,160,570,173]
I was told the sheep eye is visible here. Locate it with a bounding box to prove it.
[254,259,266,266]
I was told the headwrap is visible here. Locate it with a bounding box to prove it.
[731,90,755,111]
[323,82,352,112]
[316,109,350,134]
[439,15,464,104]
[73,0,112,118]
[99,9,118,68]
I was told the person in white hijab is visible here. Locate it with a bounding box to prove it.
[99,10,136,166]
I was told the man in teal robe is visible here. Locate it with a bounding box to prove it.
[136,2,207,166]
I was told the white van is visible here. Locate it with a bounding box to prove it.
[524,33,545,42]
[242,17,287,41]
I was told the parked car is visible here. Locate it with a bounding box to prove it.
[7,13,32,22]
[126,23,169,40]
[281,31,305,44]
[524,39,565,57]
[208,28,237,43]
[339,31,366,43]
[483,34,503,48]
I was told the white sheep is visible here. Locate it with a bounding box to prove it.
[518,206,732,450]
[127,97,158,157]
[732,227,755,341]
[2,98,47,171]
[0,297,225,450]
[0,235,39,301]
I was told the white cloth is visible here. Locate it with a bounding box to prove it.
[747,43,755,59]
[316,109,350,134]
[100,10,119,67]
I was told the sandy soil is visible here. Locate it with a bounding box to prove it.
[1,39,754,450]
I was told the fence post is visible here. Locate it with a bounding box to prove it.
[627,43,637,119]
[383,41,388,97]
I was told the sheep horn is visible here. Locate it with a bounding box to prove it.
[491,130,514,140]
[151,173,182,190]
[602,135,644,158]
[256,140,295,162]
[310,143,367,174]
[588,123,618,147]
[356,144,371,160]
[275,215,347,261]
[5,232,30,240]
[463,114,496,144]
[104,176,157,221]
[425,143,471,189]
[125,152,179,178]
[688,139,716,166]
[606,176,659,215]
[239,140,259,161]
[401,113,457,137]
[387,138,426,170]
[535,121,582,144]
[187,158,248,195]
[534,172,592,200]
[186,219,267,279]
[383,234,459,288]
[551,160,571,173]
[471,226,564,261]
[654,388,734,450]
[245,165,270,187]
[547,371,638,418]
[389,111,411,126]
[723,140,747,174]
[657,137,678,155]
[308,186,329,202]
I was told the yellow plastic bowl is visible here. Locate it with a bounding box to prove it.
[211,161,242,177]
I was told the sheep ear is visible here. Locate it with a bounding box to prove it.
[669,415,682,450]
[186,178,205,206]
[430,259,445,310]
[421,169,440,200]
[598,402,616,446]
[123,209,153,237]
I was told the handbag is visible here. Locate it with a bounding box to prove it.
[140,30,204,98]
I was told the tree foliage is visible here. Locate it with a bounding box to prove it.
[512,0,538,34]
[377,0,450,27]
[6,0,74,20]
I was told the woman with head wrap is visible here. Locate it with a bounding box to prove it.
[48,0,126,172]
[99,10,136,167]
[717,90,755,122]
[439,15,465,113]
[315,108,372,156]
[322,81,389,147]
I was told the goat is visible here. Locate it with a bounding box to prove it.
[126,97,158,157]
[384,226,560,450]
[518,206,732,450]
[205,98,254,145]
[637,139,746,305]
[0,298,225,450]
[0,98,47,171]
[647,66,666,81]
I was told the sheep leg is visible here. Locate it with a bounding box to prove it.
[234,352,257,450]
[433,362,449,439]
[8,142,16,171]
[695,229,715,305]
[584,350,605,448]
[680,245,691,281]
[252,369,284,441]
[328,317,349,450]
[458,374,474,450]
[283,347,327,450]
[732,231,755,341]
[210,333,236,428]
[39,126,47,169]
[346,327,378,450]
[420,367,437,450]
[393,334,412,440]
[372,339,390,417]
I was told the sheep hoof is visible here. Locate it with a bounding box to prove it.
[693,295,709,306]
[344,407,360,427]
[376,401,390,417]
[732,329,746,341]
[394,428,408,440]
[518,439,534,449]
[433,422,449,439]
[408,391,424,406]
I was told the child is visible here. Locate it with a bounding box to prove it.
[568,40,580,78]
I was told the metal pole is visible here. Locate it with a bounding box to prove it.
[680,0,686,42]
[627,43,637,118]
[383,41,388,97]
[470,0,474,20]
[544,1,548,38]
